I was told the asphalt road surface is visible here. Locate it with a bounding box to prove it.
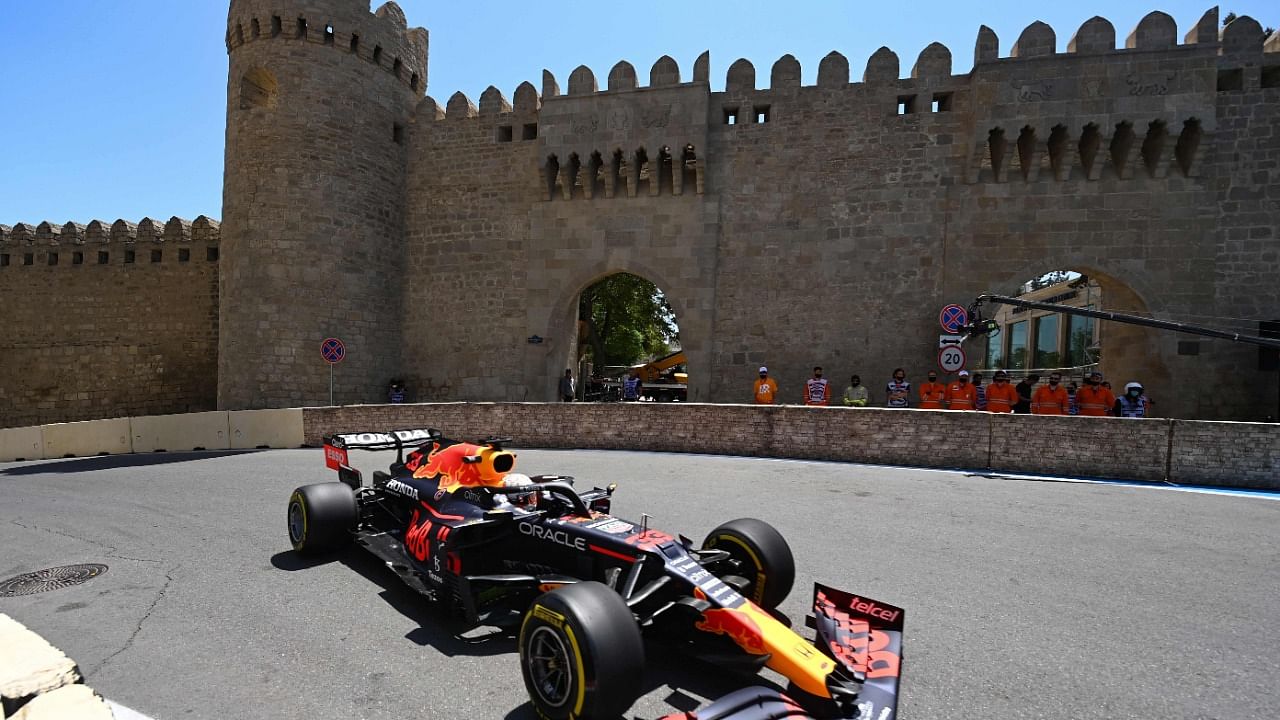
[1,448,1277,720]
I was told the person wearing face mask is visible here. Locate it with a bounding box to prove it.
[885,368,911,408]
[804,366,831,406]
[945,370,978,410]
[753,366,778,405]
[1076,371,1116,416]
[918,372,946,410]
[1031,372,1070,415]
[842,374,869,407]
[984,370,1018,413]
[1115,382,1152,418]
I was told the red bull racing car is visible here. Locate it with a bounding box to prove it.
[289,428,905,719]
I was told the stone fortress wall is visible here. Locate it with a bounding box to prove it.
[219,0,427,411]
[402,7,1279,421]
[0,218,221,427]
[1,3,1277,428]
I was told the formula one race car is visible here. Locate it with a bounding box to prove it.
[288,428,905,719]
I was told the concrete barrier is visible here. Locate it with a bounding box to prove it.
[2,405,1275,491]
[39,418,132,458]
[130,411,230,453]
[228,408,305,449]
[10,684,113,720]
[0,426,45,463]
[0,614,81,716]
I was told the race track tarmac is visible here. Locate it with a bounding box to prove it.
[1,448,1277,720]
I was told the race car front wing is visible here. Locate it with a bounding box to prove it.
[661,583,904,720]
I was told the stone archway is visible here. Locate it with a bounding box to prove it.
[535,259,712,403]
[981,260,1175,414]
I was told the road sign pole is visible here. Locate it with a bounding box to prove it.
[320,337,346,406]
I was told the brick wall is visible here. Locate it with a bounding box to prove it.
[301,403,1280,489]
[1169,419,1280,488]
[990,414,1171,481]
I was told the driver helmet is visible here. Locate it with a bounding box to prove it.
[500,473,538,509]
[1125,382,1144,394]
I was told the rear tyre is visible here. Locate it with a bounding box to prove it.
[287,483,357,555]
[518,582,644,719]
[703,518,795,609]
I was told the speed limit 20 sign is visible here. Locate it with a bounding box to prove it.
[938,345,966,373]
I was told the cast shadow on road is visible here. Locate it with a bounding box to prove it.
[270,547,512,657]
[496,641,774,720]
[272,546,788,720]
[0,450,259,476]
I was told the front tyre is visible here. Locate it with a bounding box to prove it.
[518,582,644,719]
[703,518,795,609]
[287,483,357,555]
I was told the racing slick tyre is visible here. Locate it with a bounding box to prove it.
[703,518,795,610]
[519,582,644,719]
[287,483,357,555]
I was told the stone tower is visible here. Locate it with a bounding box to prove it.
[220,1,426,409]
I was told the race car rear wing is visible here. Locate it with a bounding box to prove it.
[323,428,442,471]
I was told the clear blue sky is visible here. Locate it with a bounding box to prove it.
[1,2,1273,225]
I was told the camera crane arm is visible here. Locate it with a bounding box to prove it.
[962,294,1280,350]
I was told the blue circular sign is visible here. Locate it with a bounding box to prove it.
[939,305,969,334]
[321,337,346,364]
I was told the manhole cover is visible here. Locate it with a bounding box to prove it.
[0,564,108,597]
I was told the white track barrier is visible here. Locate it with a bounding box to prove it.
[40,418,132,458]
[130,412,231,453]
[0,426,45,462]
[228,409,305,449]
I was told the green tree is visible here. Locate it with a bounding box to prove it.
[578,273,679,369]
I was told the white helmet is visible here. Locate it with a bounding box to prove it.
[500,473,538,509]
[1125,382,1143,393]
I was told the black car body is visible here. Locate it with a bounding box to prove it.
[289,428,905,719]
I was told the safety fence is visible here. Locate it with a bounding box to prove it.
[2,404,1275,490]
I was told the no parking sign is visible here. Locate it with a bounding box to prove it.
[321,338,346,364]
[939,304,969,334]
[321,337,345,406]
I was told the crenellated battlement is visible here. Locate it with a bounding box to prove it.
[409,8,1276,201]
[0,216,219,268]
[418,8,1276,130]
[226,0,427,93]
[415,52,712,125]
